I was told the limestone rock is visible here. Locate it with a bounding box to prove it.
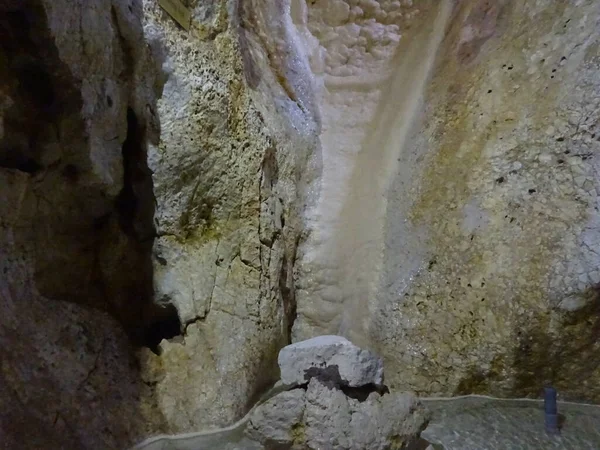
[246,379,429,450]
[246,389,306,449]
[304,380,430,450]
[0,0,166,447]
[293,0,600,402]
[2,0,320,445]
[303,378,354,449]
[139,0,320,432]
[278,335,384,388]
[371,392,432,450]
[248,339,427,450]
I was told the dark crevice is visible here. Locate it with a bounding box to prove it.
[283,233,302,344]
[113,107,170,349]
[280,251,296,345]
[16,60,56,110]
[0,154,43,173]
[302,365,389,402]
[0,4,66,174]
[115,108,144,238]
[182,315,206,335]
[143,304,182,355]
[341,383,390,402]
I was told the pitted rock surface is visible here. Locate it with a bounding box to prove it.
[278,335,384,388]
[246,378,429,450]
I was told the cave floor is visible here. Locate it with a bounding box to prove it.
[134,396,600,450]
[422,397,600,450]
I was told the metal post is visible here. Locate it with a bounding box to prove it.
[544,386,560,435]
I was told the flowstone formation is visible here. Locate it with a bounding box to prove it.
[246,336,430,450]
[293,0,600,402]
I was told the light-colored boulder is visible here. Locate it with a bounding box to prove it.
[246,389,306,450]
[246,379,429,450]
[278,335,384,388]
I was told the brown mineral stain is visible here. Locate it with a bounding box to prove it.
[456,0,509,65]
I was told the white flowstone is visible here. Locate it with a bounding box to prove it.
[278,335,384,387]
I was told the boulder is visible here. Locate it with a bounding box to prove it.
[303,378,353,449]
[278,335,384,388]
[246,379,430,450]
[247,337,429,449]
[246,389,306,450]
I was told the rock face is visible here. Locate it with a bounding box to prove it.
[5,0,600,447]
[1,0,319,446]
[0,0,166,447]
[378,0,600,402]
[278,335,384,388]
[246,389,307,449]
[292,0,600,402]
[140,0,319,431]
[247,337,429,450]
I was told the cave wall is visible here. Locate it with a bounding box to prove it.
[0,0,167,448]
[293,0,600,403]
[1,0,321,445]
[377,0,600,401]
[135,0,321,433]
[4,0,600,447]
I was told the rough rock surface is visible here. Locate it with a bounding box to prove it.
[377,0,600,402]
[7,0,600,447]
[0,0,166,447]
[293,0,600,402]
[247,338,428,450]
[278,335,384,387]
[1,0,320,446]
[246,378,429,450]
[245,389,306,449]
[140,0,320,432]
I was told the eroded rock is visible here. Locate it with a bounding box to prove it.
[278,335,384,388]
[0,0,166,447]
[247,378,429,450]
[141,0,320,432]
[246,389,306,450]
[247,337,428,450]
[293,0,600,403]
